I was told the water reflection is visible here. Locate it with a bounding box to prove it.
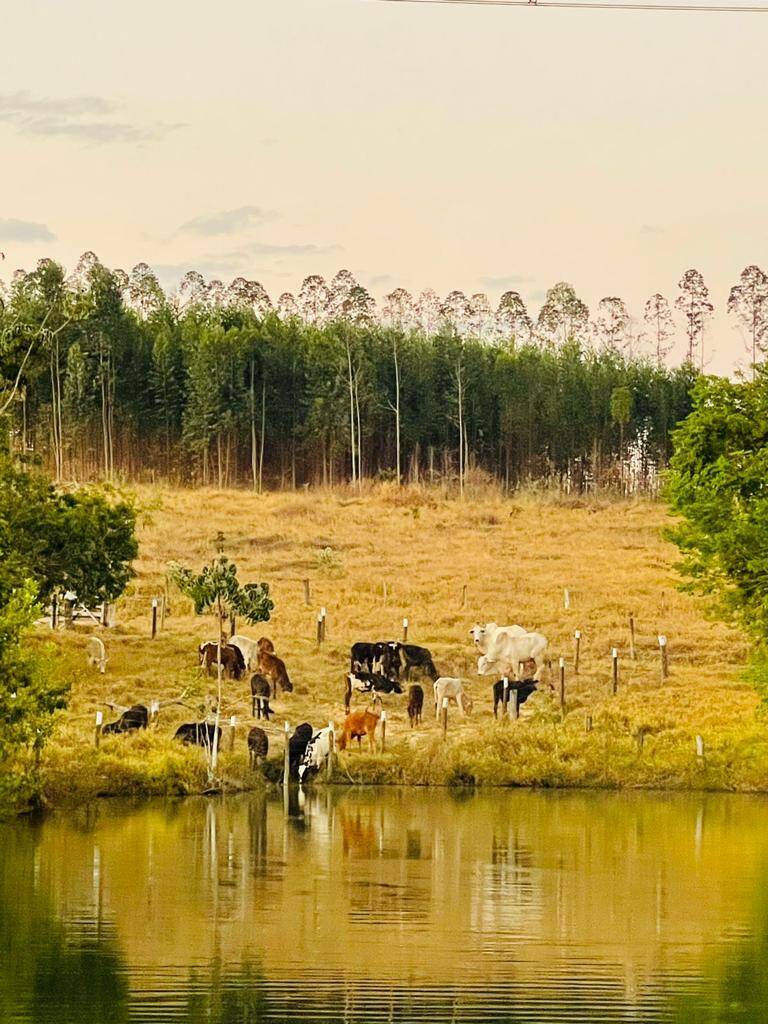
[2,790,768,1022]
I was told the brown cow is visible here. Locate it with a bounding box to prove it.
[257,648,293,694]
[257,637,275,654]
[198,642,245,680]
[338,699,382,752]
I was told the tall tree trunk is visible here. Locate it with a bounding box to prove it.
[259,376,266,495]
[250,356,258,490]
[346,341,356,485]
[393,337,401,485]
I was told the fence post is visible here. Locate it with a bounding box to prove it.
[326,721,334,781]
[658,635,669,682]
[316,613,323,646]
[303,579,311,606]
[380,709,387,753]
[441,696,449,740]
[283,721,291,785]
[460,584,467,609]
[585,713,593,733]
[51,592,58,630]
[150,699,160,726]
[94,710,103,748]
[611,648,619,695]
[383,581,388,606]
[402,617,409,643]
[229,715,236,751]
[502,676,509,717]
[629,612,636,661]
[696,734,705,764]
[101,601,110,628]
[559,657,566,714]
[151,598,158,639]
[574,630,581,674]
[564,588,570,610]
[320,607,327,642]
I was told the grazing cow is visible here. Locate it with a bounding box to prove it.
[469,622,527,653]
[198,642,246,680]
[174,722,221,748]
[344,671,403,710]
[249,673,272,720]
[257,648,293,694]
[288,723,314,775]
[229,634,260,670]
[407,684,424,727]
[433,677,473,717]
[102,704,148,735]
[477,631,548,680]
[338,699,382,752]
[399,644,439,682]
[298,726,335,781]
[247,726,269,767]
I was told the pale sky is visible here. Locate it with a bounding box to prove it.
[2,0,767,373]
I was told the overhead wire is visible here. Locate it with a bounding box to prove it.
[375,0,768,13]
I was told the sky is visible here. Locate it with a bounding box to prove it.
[1,0,767,374]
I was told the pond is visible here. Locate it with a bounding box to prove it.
[2,788,768,1023]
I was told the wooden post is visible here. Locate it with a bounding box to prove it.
[629,612,636,661]
[94,710,103,748]
[611,648,619,695]
[658,635,669,682]
[283,721,291,785]
[326,721,334,781]
[303,579,311,606]
[380,709,387,753]
[574,630,581,674]
[509,687,519,721]
[696,734,705,763]
[564,588,570,610]
[101,600,109,628]
[558,657,566,714]
[229,715,236,751]
[383,581,388,606]
[320,607,327,642]
[51,592,58,630]
[502,676,509,716]
[585,714,593,733]
[460,584,467,609]
[151,598,158,639]
[402,617,409,643]
[441,696,448,740]
[316,613,323,646]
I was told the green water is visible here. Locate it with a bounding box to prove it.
[1,789,768,1023]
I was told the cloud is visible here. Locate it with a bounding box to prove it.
[179,206,278,237]
[640,224,666,235]
[368,274,396,288]
[476,275,532,289]
[0,218,55,243]
[0,90,184,144]
[243,241,342,258]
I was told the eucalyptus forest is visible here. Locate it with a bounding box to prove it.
[2,254,766,492]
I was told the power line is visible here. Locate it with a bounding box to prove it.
[376,0,768,12]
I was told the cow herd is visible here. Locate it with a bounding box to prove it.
[97,618,551,780]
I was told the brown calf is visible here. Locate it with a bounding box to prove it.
[257,648,293,693]
[338,700,381,752]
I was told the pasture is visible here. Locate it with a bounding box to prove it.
[36,484,768,801]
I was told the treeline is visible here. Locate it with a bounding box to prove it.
[0,255,702,491]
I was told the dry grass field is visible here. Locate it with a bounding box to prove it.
[33,483,768,802]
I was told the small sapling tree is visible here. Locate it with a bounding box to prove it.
[169,551,273,778]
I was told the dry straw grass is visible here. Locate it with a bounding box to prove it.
[31,483,768,802]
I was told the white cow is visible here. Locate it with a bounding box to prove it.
[229,634,260,670]
[477,631,548,679]
[433,677,474,717]
[469,622,527,654]
[298,726,335,781]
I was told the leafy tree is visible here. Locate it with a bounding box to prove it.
[666,371,768,657]
[728,264,768,380]
[169,554,273,775]
[495,291,532,346]
[676,269,713,370]
[644,293,676,365]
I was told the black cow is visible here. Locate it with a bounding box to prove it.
[407,684,424,727]
[398,644,439,682]
[247,726,269,767]
[288,723,314,777]
[174,722,222,748]
[102,704,149,735]
[250,673,272,720]
[492,678,538,718]
[350,641,400,679]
